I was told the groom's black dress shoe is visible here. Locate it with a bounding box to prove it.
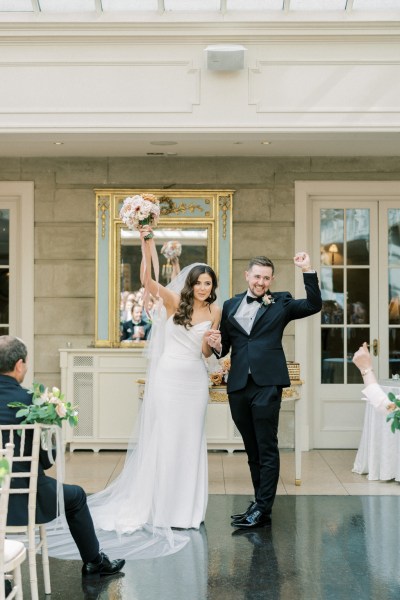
[231,508,271,530]
[231,500,257,520]
[82,552,125,578]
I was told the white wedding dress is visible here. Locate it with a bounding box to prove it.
[145,315,210,528]
[45,264,212,560]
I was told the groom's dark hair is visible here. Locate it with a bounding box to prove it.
[248,256,275,275]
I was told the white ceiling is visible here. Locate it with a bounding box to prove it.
[0,131,399,157]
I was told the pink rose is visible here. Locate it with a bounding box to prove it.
[55,403,67,418]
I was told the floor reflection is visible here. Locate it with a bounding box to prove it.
[18,495,400,599]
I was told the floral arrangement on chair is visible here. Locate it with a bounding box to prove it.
[8,383,78,428]
[208,356,231,387]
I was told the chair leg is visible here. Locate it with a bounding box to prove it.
[39,526,51,595]
[14,566,23,600]
[27,528,39,600]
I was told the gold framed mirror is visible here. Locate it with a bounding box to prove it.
[95,189,233,347]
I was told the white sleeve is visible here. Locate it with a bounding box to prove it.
[362,383,391,413]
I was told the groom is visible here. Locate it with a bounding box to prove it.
[210,253,322,529]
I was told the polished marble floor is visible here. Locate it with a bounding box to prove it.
[17,451,400,599]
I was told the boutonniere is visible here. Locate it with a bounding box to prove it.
[262,294,275,307]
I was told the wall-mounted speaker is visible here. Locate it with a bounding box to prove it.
[205,45,246,71]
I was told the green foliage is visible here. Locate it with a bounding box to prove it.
[8,382,78,428]
[0,457,9,486]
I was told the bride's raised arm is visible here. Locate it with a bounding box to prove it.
[139,228,179,315]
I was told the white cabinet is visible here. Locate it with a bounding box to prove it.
[60,348,147,452]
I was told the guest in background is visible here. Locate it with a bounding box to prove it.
[352,342,396,412]
[121,303,152,342]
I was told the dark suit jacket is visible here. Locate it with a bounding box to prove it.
[219,273,322,393]
[120,318,151,341]
[0,373,59,525]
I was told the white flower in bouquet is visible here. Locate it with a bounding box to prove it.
[119,194,160,240]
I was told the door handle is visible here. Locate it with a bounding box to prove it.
[372,339,379,357]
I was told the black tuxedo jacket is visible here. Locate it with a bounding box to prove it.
[0,373,58,525]
[120,318,151,341]
[219,273,322,393]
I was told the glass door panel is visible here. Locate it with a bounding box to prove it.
[387,208,400,377]
[0,209,9,335]
[320,208,370,385]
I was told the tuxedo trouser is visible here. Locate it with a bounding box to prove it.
[229,375,282,515]
[63,483,100,563]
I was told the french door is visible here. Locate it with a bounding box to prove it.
[313,200,400,448]
[0,182,34,380]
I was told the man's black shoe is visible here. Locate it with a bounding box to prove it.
[82,552,125,578]
[230,500,257,520]
[231,509,271,530]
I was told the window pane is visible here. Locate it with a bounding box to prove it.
[38,0,95,11]
[0,269,8,324]
[347,327,370,383]
[389,269,400,324]
[389,328,400,378]
[321,267,344,324]
[165,0,220,9]
[0,0,32,11]
[346,208,369,265]
[347,268,369,324]
[0,210,9,266]
[0,327,8,335]
[353,0,400,10]
[320,209,343,266]
[291,0,346,9]
[227,0,283,8]
[321,328,344,383]
[388,208,400,266]
[102,0,158,9]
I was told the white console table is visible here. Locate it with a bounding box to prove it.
[138,380,303,486]
[60,348,303,484]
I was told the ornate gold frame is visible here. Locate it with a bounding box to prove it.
[95,189,233,347]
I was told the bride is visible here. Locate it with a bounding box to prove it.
[46,232,221,559]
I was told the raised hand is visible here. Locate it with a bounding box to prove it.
[293,252,311,271]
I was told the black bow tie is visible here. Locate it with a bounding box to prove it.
[246,295,262,304]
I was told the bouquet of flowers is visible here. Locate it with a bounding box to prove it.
[8,382,78,428]
[386,391,400,433]
[161,240,182,260]
[208,355,231,387]
[119,193,160,240]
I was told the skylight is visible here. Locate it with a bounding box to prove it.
[0,0,400,16]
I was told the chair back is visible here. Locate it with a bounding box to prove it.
[0,443,15,574]
[0,424,41,528]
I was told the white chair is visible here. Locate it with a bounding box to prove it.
[0,442,26,600]
[0,425,51,600]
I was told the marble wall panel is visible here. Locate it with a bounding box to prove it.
[35,334,93,374]
[35,224,95,260]
[35,299,94,335]
[35,261,94,298]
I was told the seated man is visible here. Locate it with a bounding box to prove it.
[0,335,125,578]
[120,303,152,342]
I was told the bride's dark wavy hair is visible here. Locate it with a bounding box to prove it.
[173,265,218,329]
